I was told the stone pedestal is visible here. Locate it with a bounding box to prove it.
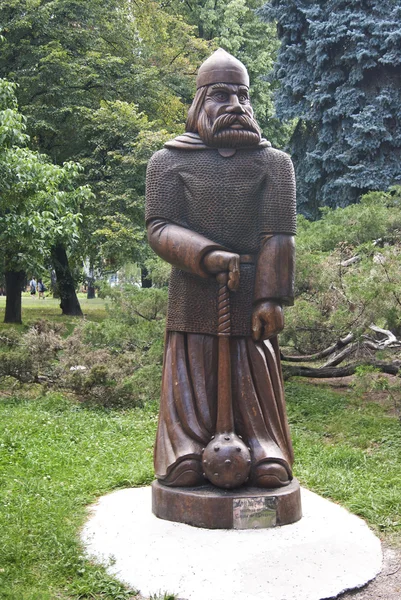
[152,478,302,529]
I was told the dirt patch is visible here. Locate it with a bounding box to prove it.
[306,375,356,390]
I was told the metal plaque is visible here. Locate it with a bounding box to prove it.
[232,496,278,529]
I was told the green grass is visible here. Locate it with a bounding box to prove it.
[0,388,157,599]
[286,381,401,539]
[0,294,107,332]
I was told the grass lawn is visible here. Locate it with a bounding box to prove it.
[0,300,400,598]
[0,294,107,330]
[286,381,401,539]
[0,387,157,599]
[1,382,400,599]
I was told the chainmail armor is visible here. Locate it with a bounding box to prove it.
[146,146,296,336]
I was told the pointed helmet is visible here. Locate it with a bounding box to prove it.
[196,48,249,89]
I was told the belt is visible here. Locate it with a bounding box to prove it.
[239,254,256,264]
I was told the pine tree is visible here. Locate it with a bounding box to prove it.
[260,0,401,217]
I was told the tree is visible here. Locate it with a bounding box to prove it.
[0,79,91,323]
[160,0,292,147]
[78,102,172,279]
[260,0,401,217]
[0,0,209,296]
[0,0,205,161]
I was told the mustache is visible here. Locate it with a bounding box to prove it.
[197,109,262,148]
[212,113,260,135]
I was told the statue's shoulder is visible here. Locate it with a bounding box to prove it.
[263,145,290,159]
[147,146,180,171]
[261,145,294,169]
[147,145,192,180]
[148,135,206,169]
[164,132,208,150]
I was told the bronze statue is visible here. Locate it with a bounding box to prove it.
[146,49,296,496]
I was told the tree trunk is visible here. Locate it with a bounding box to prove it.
[50,269,59,298]
[87,284,96,299]
[282,359,401,379]
[87,262,96,299]
[51,244,83,316]
[4,270,25,323]
[141,266,152,288]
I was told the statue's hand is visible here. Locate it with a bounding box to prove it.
[252,301,284,342]
[203,250,240,291]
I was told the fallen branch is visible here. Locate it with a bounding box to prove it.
[282,359,401,379]
[340,255,361,267]
[282,325,401,369]
[367,324,401,348]
[281,334,354,362]
[322,342,361,367]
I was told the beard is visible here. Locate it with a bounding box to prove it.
[197,110,262,148]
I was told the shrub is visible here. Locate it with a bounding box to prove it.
[0,287,166,408]
[0,328,21,348]
[0,350,35,382]
[283,187,401,352]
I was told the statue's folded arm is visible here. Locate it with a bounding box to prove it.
[147,218,226,279]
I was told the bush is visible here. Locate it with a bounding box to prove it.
[0,350,35,382]
[105,284,167,325]
[0,287,166,407]
[283,187,401,352]
[56,287,166,406]
[0,328,22,348]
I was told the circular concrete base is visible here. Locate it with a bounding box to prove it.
[81,486,382,600]
[152,479,302,529]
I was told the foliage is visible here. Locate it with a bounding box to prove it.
[0,0,210,274]
[80,105,174,272]
[0,349,34,382]
[0,327,22,347]
[0,0,208,157]
[0,287,167,407]
[80,101,152,271]
[144,256,171,287]
[282,187,401,352]
[0,79,91,275]
[104,285,167,326]
[260,0,401,216]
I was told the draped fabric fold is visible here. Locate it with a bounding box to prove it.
[154,332,293,482]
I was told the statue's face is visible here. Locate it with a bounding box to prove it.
[197,83,261,148]
[204,83,254,125]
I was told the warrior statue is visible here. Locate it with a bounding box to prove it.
[146,49,296,491]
